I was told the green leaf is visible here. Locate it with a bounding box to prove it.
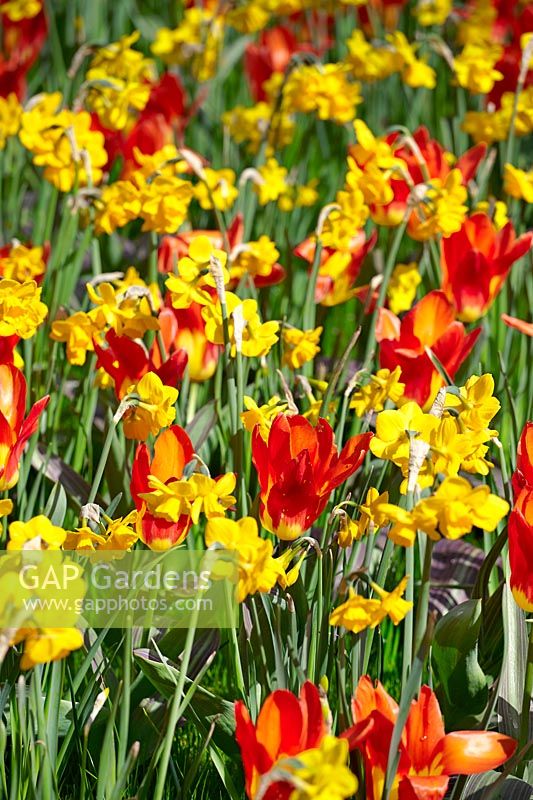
[462,772,533,800]
[432,599,489,728]
[133,649,238,756]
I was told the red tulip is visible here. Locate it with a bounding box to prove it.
[252,413,372,540]
[131,425,194,550]
[154,300,221,383]
[441,214,533,322]
[377,290,481,408]
[0,7,48,99]
[509,422,533,611]
[344,677,516,800]
[501,314,533,338]
[0,363,49,490]
[244,26,309,102]
[94,329,188,399]
[235,682,327,799]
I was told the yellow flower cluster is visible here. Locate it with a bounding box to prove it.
[152,7,224,82]
[241,395,288,440]
[463,87,533,144]
[0,0,41,20]
[0,243,47,282]
[86,32,154,131]
[350,367,405,418]
[166,236,226,308]
[381,477,509,547]
[250,158,318,210]
[0,279,47,339]
[19,94,107,192]
[141,472,236,525]
[194,168,239,212]
[51,272,158,365]
[337,487,390,547]
[202,292,280,358]
[454,44,504,94]
[64,511,139,551]
[345,31,436,89]
[222,101,295,155]
[205,516,286,603]
[229,236,279,283]
[94,146,194,234]
[412,169,469,240]
[283,63,362,124]
[370,374,502,491]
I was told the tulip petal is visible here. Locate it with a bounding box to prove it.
[440,731,516,775]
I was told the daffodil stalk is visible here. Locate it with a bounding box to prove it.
[361,217,408,370]
[504,37,533,170]
[86,396,137,506]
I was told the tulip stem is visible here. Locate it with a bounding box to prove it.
[518,621,533,761]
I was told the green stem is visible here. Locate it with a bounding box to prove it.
[362,219,407,369]
[518,622,533,760]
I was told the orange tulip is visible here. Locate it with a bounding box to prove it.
[251,413,372,540]
[235,682,327,799]
[502,313,533,337]
[130,425,194,550]
[377,290,481,408]
[509,422,533,611]
[344,677,516,800]
[0,363,49,491]
[441,214,533,322]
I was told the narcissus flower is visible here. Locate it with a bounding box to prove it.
[387,262,421,314]
[241,395,288,440]
[86,280,159,339]
[122,371,178,441]
[0,0,41,21]
[267,736,358,800]
[0,363,49,490]
[503,164,533,203]
[440,213,533,322]
[0,92,22,148]
[350,366,405,417]
[0,242,48,282]
[337,487,390,547]
[0,279,47,339]
[381,477,509,547]
[131,425,195,550]
[330,576,412,633]
[19,103,107,192]
[282,325,322,370]
[377,291,481,408]
[235,682,328,799]
[454,44,504,94]
[194,168,238,211]
[387,31,436,89]
[7,515,66,550]
[64,511,138,552]
[344,677,516,800]
[14,627,84,670]
[205,516,285,603]
[202,293,280,358]
[252,413,372,540]
[151,8,224,81]
[283,62,362,124]
[229,236,285,288]
[50,311,99,366]
[165,235,228,309]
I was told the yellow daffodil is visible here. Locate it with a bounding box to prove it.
[0,0,41,21]
[0,93,22,150]
[503,164,533,203]
[202,293,279,358]
[7,515,66,551]
[280,736,358,800]
[50,311,99,366]
[205,516,285,602]
[454,44,504,95]
[194,168,238,211]
[282,325,322,370]
[241,395,288,440]
[14,627,84,670]
[122,372,178,441]
[387,262,421,314]
[337,488,390,547]
[0,280,47,339]
[86,281,158,338]
[350,367,405,417]
[329,576,412,632]
[283,63,362,124]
